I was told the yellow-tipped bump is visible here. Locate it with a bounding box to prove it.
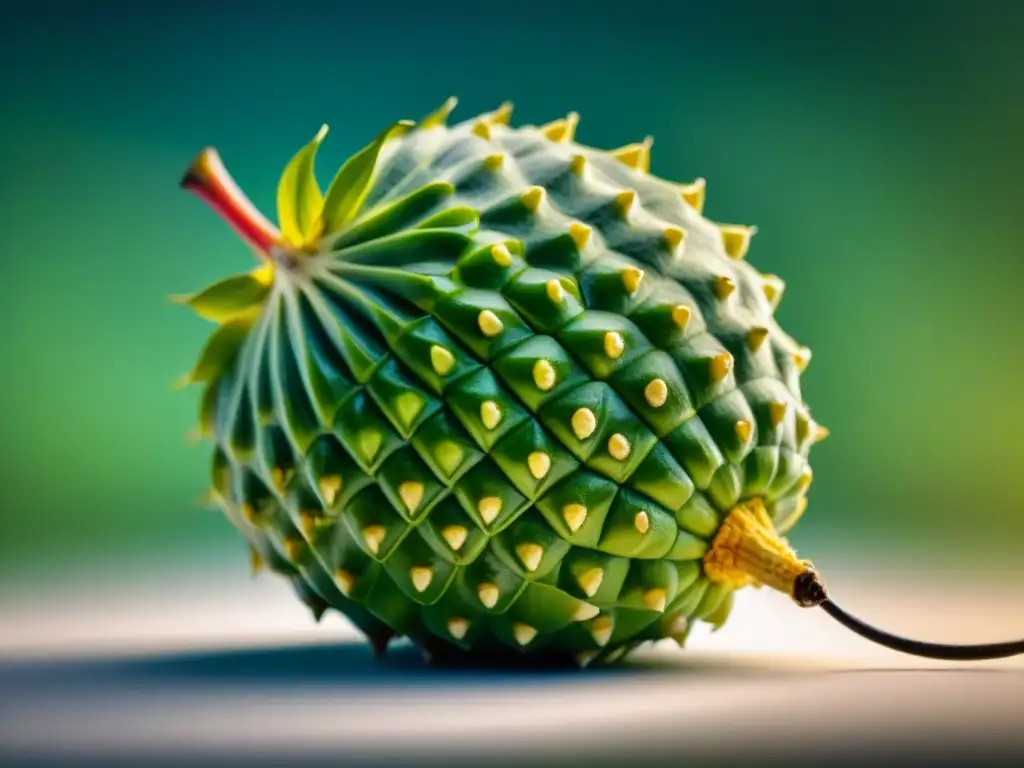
[769,401,789,427]
[478,582,500,608]
[569,154,588,177]
[709,352,733,383]
[362,525,387,555]
[442,525,468,551]
[240,502,258,525]
[720,224,757,260]
[419,96,458,129]
[482,152,505,171]
[491,243,512,267]
[283,537,303,561]
[763,274,785,309]
[478,496,502,525]
[517,543,544,572]
[546,279,565,304]
[571,407,597,440]
[792,347,812,373]
[319,475,342,506]
[644,378,668,408]
[528,451,551,480]
[533,359,557,391]
[485,101,514,125]
[603,331,625,360]
[578,567,604,597]
[521,186,545,213]
[447,617,470,640]
[615,189,637,216]
[735,420,752,444]
[568,221,591,251]
[573,602,601,621]
[680,177,706,213]
[643,588,668,612]
[398,481,424,514]
[590,616,613,646]
[563,503,588,533]
[513,623,538,646]
[542,112,579,142]
[249,547,265,576]
[663,226,685,251]
[634,510,650,534]
[608,433,631,461]
[713,275,736,300]
[334,569,355,596]
[671,304,691,330]
[622,267,644,295]
[813,424,830,443]
[471,121,492,140]
[410,566,434,593]
[480,400,502,430]
[478,309,504,338]
[747,327,770,352]
[430,345,455,376]
[610,136,653,172]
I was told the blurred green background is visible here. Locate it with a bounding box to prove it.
[2,0,1022,584]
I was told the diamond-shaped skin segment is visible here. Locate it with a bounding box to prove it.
[365,358,443,440]
[624,442,695,513]
[340,486,414,562]
[391,317,482,396]
[375,447,450,523]
[534,470,619,547]
[382,528,459,605]
[661,416,726,491]
[497,581,589,639]
[556,311,653,382]
[457,543,529,615]
[418,495,490,565]
[489,419,581,500]
[558,548,631,604]
[501,268,585,334]
[608,350,695,438]
[617,560,682,613]
[451,458,531,534]
[597,488,677,559]
[491,509,572,581]
[303,434,374,512]
[444,368,531,452]
[431,288,534,361]
[331,390,404,474]
[491,335,590,413]
[410,409,486,486]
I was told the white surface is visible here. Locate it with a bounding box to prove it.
[1,560,1022,765]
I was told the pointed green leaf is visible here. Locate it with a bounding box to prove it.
[174,317,254,389]
[418,96,458,129]
[320,120,416,234]
[170,266,273,322]
[415,206,480,234]
[277,125,328,246]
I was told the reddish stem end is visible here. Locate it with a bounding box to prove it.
[180,148,281,256]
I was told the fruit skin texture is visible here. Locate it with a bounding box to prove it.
[175,98,826,667]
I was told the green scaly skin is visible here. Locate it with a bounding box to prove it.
[174,98,826,668]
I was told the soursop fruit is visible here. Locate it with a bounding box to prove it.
[174,98,828,667]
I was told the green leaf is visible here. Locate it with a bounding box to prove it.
[415,206,480,234]
[320,120,416,234]
[276,125,328,246]
[173,317,254,390]
[170,266,273,322]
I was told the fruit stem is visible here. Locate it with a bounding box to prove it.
[180,148,281,258]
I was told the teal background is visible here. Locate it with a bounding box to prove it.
[2,0,1023,583]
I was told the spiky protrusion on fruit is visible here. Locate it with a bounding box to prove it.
[174,97,826,667]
